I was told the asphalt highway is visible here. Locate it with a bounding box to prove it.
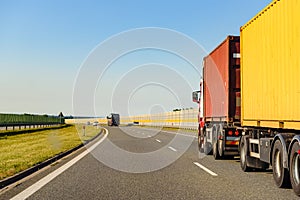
[0,126,298,199]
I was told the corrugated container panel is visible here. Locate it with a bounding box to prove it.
[203,36,240,122]
[204,38,229,119]
[241,0,300,129]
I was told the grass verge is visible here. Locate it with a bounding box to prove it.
[0,124,100,180]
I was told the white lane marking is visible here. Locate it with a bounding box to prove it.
[135,127,197,138]
[11,128,109,200]
[168,146,177,152]
[155,139,161,143]
[162,130,196,138]
[193,162,218,177]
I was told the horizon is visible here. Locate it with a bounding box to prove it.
[0,0,272,116]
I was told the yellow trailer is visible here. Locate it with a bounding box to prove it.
[239,0,300,196]
[240,0,300,130]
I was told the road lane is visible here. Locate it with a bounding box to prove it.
[1,126,298,199]
[10,129,109,200]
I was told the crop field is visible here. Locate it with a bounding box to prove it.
[0,124,101,180]
[0,113,62,125]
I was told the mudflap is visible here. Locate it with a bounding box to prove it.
[246,155,269,169]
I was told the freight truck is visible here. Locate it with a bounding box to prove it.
[193,0,300,195]
[107,113,120,126]
[239,0,300,195]
[193,36,241,159]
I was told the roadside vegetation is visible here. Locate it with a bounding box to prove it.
[0,124,101,180]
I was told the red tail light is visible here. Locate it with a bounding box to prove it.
[200,121,205,128]
[235,130,239,136]
[297,150,300,154]
[228,130,233,136]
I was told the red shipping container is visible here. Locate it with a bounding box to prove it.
[203,36,240,122]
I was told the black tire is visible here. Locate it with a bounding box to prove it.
[204,142,212,155]
[272,140,290,188]
[203,129,212,155]
[218,126,224,158]
[289,142,300,196]
[213,128,220,160]
[213,141,220,159]
[240,136,251,172]
[198,129,204,153]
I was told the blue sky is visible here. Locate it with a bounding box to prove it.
[0,0,272,116]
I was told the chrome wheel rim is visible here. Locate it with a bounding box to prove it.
[213,143,216,155]
[293,154,300,185]
[241,144,245,164]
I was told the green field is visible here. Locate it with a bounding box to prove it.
[0,124,101,180]
[0,113,63,125]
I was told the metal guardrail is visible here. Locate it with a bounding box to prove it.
[0,113,64,131]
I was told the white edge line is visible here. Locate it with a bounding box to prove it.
[11,128,109,200]
[193,162,218,177]
[168,146,177,152]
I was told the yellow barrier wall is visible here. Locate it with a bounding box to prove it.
[120,109,198,130]
[66,109,198,130]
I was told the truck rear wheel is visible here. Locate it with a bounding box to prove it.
[240,136,251,172]
[213,140,220,160]
[204,142,212,155]
[218,125,224,158]
[272,140,290,188]
[213,127,220,159]
[198,129,204,153]
[289,142,300,196]
[203,128,212,155]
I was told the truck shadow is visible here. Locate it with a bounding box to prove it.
[234,157,273,174]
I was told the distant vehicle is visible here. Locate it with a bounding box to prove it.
[107,113,120,126]
[92,121,99,126]
[86,121,91,125]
